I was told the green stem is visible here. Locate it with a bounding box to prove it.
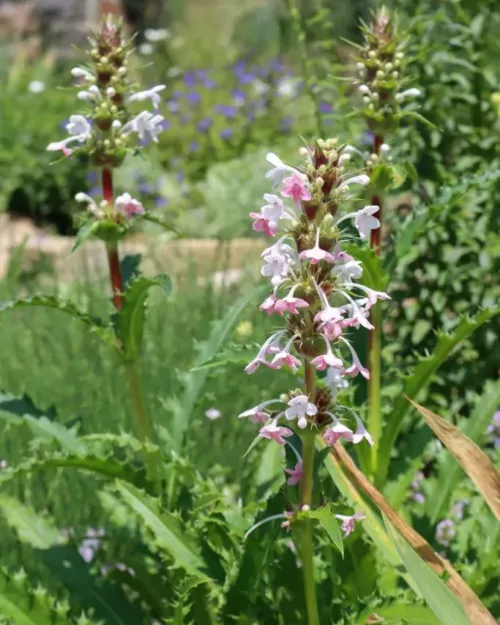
[367,300,382,476]
[300,361,320,625]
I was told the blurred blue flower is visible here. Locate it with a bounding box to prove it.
[139,182,154,193]
[220,128,233,140]
[189,140,200,152]
[232,88,246,102]
[160,119,172,130]
[184,71,197,87]
[202,78,217,89]
[269,58,284,73]
[233,60,247,74]
[197,117,213,131]
[238,72,256,84]
[180,114,191,125]
[186,91,202,104]
[176,170,185,182]
[89,186,100,196]
[279,117,293,133]
[319,102,333,113]
[155,196,168,207]
[86,171,98,183]
[195,69,209,79]
[214,104,238,119]
[166,100,180,113]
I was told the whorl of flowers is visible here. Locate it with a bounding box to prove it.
[240,140,389,516]
[47,15,166,232]
[355,6,420,137]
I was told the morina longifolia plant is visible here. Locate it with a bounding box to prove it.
[46,16,175,452]
[240,140,388,625]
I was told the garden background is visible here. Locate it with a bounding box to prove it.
[0,0,499,624]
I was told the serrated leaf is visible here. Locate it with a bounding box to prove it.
[0,296,117,350]
[427,381,500,522]
[120,254,142,289]
[384,519,471,625]
[309,507,344,556]
[356,604,440,625]
[116,274,172,360]
[409,398,500,520]
[116,481,211,581]
[0,496,61,549]
[169,284,268,453]
[71,220,99,254]
[378,308,500,484]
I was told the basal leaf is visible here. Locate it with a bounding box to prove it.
[0,496,61,549]
[409,398,500,520]
[378,308,500,484]
[116,481,211,582]
[384,519,471,625]
[116,274,172,360]
[427,380,500,522]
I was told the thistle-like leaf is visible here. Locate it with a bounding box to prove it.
[0,495,61,549]
[115,274,172,360]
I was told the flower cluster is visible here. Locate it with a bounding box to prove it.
[240,138,389,476]
[486,410,500,449]
[47,15,167,233]
[354,7,420,137]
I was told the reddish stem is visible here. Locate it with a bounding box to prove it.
[102,168,123,310]
[369,134,384,254]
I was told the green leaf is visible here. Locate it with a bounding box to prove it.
[384,519,472,625]
[255,440,285,500]
[0,496,61,549]
[40,545,145,625]
[116,274,172,360]
[356,603,440,624]
[378,308,500,484]
[143,213,181,235]
[116,481,211,581]
[169,283,268,453]
[0,567,92,625]
[399,110,437,129]
[71,220,99,254]
[309,506,344,556]
[427,380,500,522]
[190,343,260,372]
[0,296,117,350]
[120,254,142,289]
[0,392,54,424]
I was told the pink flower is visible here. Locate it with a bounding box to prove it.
[115,193,145,219]
[249,213,278,237]
[259,420,294,445]
[299,228,335,264]
[340,337,370,380]
[285,461,303,486]
[260,293,279,315]
[335,513,365,537]
[281,172,311,205]
[274,286,309,315]
[313,279,345,333]
[238,399,283,423]
[311,336,344,371]
[271,335,301,371]
[337,291,374,330]
[323,420,354,446]
[245,332,284,374]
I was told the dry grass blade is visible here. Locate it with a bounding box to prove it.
[331,445,496,625]
[408,397,500,520]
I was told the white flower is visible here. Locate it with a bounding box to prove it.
[358,84,371,96]
[139,43,154,55]
[261,248,290,286]
[351,414,374,446]
[333,259,363,283]
[77,85,102,101]
[261,194,285,223]
[276,77,298,98]
[325,368,349,396]
[205,408,221,420]
[129,85,166,110]
[71,67,95,82]
[396,88,421,102]
[47,115,92,153]
[338,174,371,192]
[252,79,270,96]
[265,152,297,186]
[285,395,317,429]
[122,111,165,143]
[144,28,170,42]
[353,205,380,240]
[28,80,45,93]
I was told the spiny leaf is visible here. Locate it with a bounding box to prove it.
[378,307,500,484]
[116,482,211,582]
[116,274,172,360]
[427,380,500,522]
[0,496,61,549]
[408,398,500,520]
[169,283,268,453]
[333,444,497,625]
[384,519,471,625]
[309,506,344,556]
[120,254,142,289]
[0,296,117,350]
